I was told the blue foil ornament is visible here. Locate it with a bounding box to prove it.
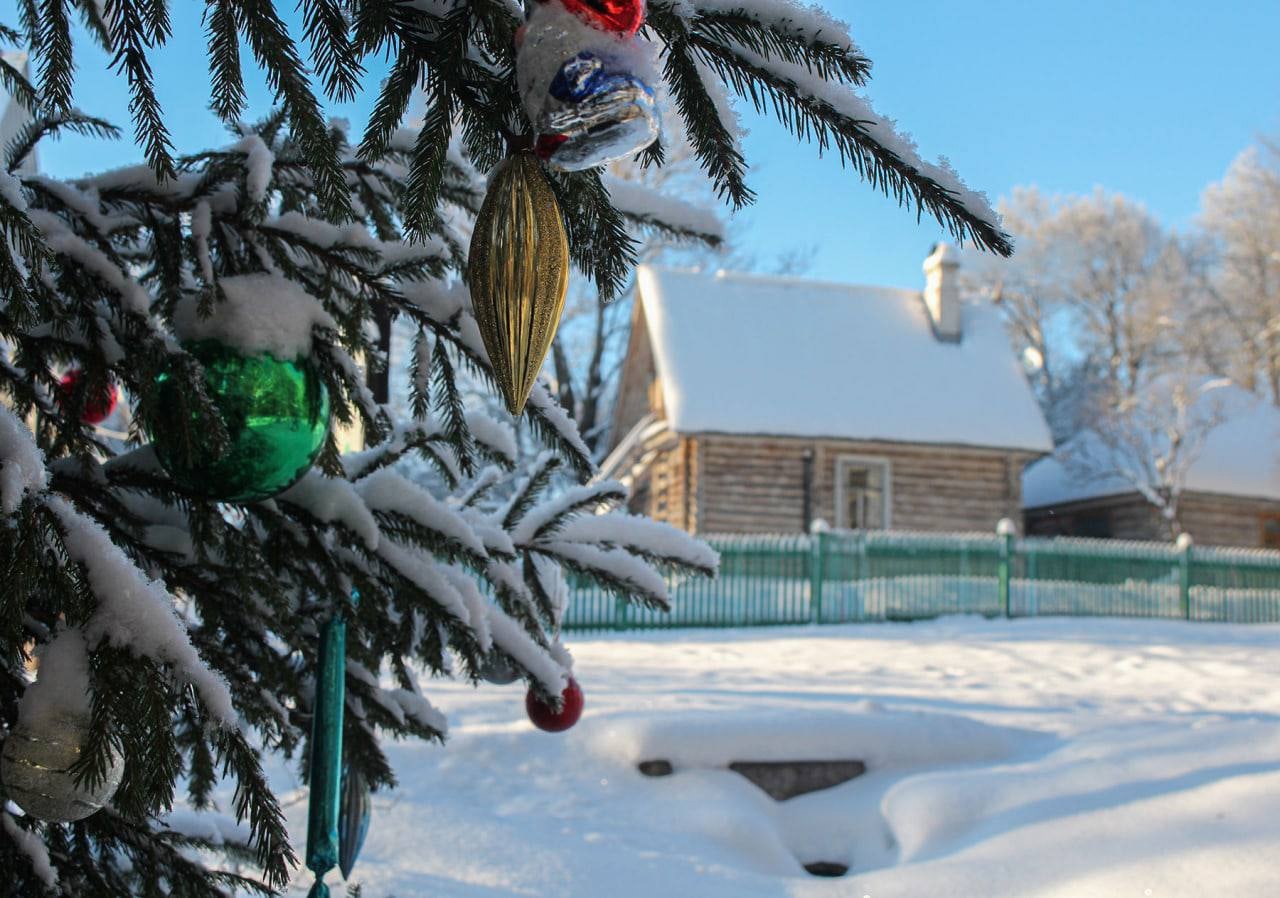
[534,51,658,172]
[305,613,347,898]
[338,764,373,880]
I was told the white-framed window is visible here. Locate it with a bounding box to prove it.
[834,455,891,530]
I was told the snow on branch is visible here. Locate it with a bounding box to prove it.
[679,0,870,83]
[605,175,726,245]
[485,604,567,695]
[26,208,152,314]
[173,274,337,360]
[156,809,254,850]
[373,536,474,625]
[511,480,628,543]
[277,470,381,550]
[0,406,47,515]
[358,468,488,557]
[2,812,57,888]
[540,539,672,607]
[644,0,1010,253]
[554,512,719,574]
[42,496,236,723]
[229,134,275,204]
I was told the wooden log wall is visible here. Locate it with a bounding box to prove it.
[1180,494,1280,547]
[689,434,1031,535]
[1025,492,1280,547]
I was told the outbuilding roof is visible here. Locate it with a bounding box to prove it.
[635,265,1054,454]
[1023,383,1280,508]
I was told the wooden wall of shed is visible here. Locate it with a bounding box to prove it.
[689,434,1029,535]
[1024,495,1165,541]
[1025,492,1280,547]
[1181,494,1280,547]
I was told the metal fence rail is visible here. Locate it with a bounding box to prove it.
[562,528,1280,631]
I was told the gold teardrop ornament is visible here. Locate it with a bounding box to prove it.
[468,151,570,416]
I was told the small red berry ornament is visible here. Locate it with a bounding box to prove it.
[554,0,644,36]
[526,676,584,732]
[58,369,119,425]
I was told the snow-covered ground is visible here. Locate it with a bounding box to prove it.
[280,618,1280,897]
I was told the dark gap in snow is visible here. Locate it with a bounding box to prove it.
[637,760,673,777]
[803,862,849,878]
[728,760,867,800]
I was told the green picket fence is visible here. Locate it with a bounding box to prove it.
[562,529,1280,631]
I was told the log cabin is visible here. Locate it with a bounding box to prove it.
[599,245,1054,535]
[1023,383,1280,547]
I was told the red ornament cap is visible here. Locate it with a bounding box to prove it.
[58,369,119,426]
[534,132,569,161]
[526,676,584,732]
[554,0,644,36]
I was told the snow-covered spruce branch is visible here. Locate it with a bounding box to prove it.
[0,111,719,895]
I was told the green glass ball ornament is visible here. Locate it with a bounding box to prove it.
[152,341,330,502]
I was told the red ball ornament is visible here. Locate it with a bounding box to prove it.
[58,369,119,425]
[525,676,584,732]
[554,0,644,36]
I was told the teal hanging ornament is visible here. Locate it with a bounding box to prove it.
[337,763,372,880]
[305,612,347,898]
[151,340,330,502]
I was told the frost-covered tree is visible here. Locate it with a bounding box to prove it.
[1195,140,1280,403]
[1063,378,1229,538]
[966,187,1188,441]
[0,1,1008,896]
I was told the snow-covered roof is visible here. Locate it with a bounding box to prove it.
[1023,384,1280,508]
[635,266,1053,453]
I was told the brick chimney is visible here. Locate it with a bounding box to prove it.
[923,242,961,342]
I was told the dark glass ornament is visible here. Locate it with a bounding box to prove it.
[337,764,372,880]
[151,341,330,502]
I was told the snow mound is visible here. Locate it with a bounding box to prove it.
[586,704,1048,771]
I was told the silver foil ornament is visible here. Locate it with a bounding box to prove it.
[1,714,124,822]
[479,653,521,685]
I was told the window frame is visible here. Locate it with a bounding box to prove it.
[834,454,893,530]
[1261,513,1280,549]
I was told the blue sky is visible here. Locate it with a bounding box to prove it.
[8,0,1280,289]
